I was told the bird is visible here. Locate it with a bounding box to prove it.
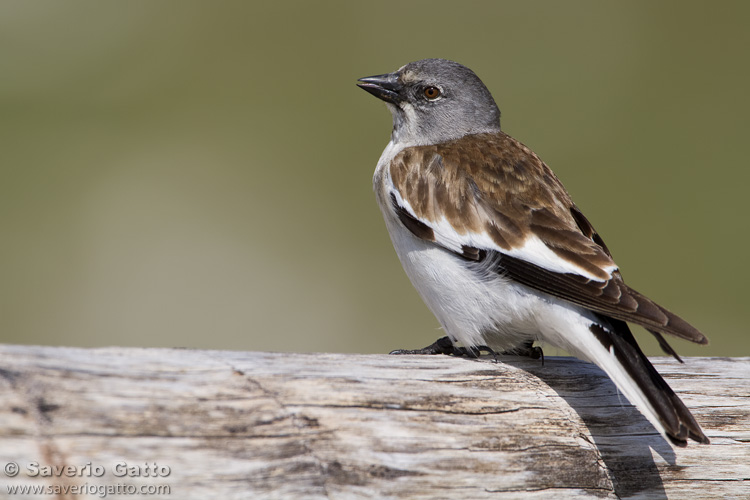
[357,58,709,446]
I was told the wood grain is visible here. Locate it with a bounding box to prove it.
[0,345,747,499]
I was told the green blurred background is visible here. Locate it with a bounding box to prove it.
[1,1,748,357]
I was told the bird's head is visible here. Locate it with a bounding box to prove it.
[357,58,501,145]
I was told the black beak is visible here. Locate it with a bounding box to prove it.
[357,72,402,104]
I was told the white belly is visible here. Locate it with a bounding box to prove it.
[381,210,542,350]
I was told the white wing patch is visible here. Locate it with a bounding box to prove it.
[506,237,618,281]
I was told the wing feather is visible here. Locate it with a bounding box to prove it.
[389,132,616,280]
[387,131,707,345]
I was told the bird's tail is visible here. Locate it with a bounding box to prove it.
[576,317,709,446]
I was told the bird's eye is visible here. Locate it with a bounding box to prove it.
[423,86,441,100]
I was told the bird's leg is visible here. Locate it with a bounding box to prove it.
[390,336,498,359]
[501,340,545,365]
[389,336,456,355]
[390,337,543,365]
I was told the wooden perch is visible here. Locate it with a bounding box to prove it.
[0,345,747,499]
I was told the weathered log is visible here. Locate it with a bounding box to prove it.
[0,345,747,499]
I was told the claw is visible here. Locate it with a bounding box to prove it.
[390,337,542,365]
[390,336,499,360]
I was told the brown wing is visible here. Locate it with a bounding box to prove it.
[390,132,617,280]
[389,132,707,346]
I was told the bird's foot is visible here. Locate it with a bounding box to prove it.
[501,340,544,365]
[390,336,498,360]
[390,337,543,364]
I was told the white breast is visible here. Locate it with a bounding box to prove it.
[372,141,537,350]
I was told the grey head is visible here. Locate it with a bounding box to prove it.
[357,58,501,146]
